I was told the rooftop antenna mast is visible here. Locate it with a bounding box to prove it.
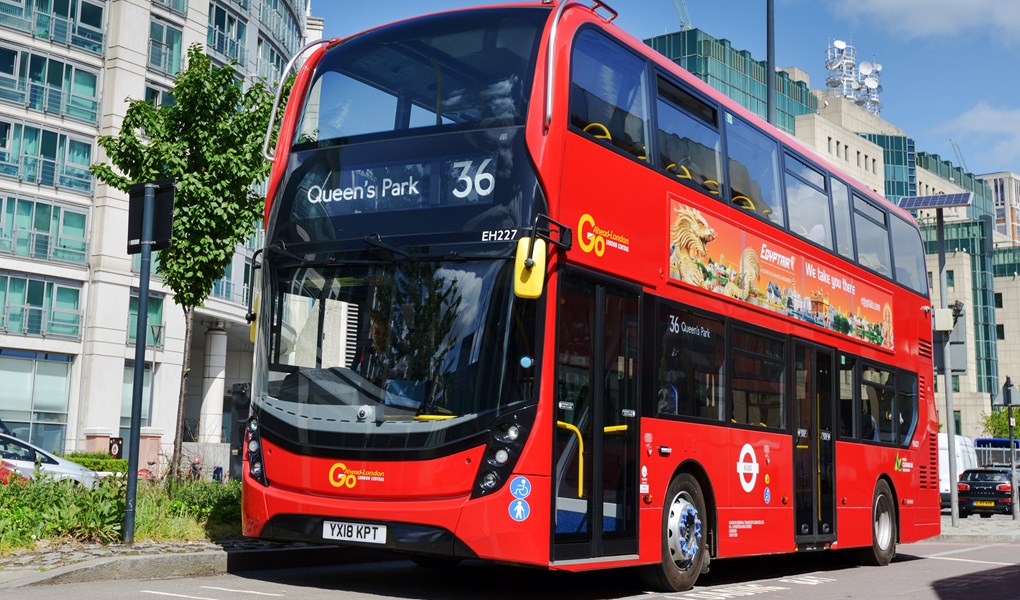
[673,0,692,30]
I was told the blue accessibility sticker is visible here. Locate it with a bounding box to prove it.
[510,476,532,499]
[509,499,530,522]
[764,486,771,505]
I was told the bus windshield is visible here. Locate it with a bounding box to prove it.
[255,250,536,454]
[294,7,547,146]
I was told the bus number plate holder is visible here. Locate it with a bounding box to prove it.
[323,520,387,544]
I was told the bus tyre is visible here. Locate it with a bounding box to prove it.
[641,473,708,592]
[860,479,896,566]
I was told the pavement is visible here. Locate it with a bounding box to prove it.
[1,513,1019,589]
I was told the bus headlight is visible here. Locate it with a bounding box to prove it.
[471,405,536,498]
[246,416,269,487]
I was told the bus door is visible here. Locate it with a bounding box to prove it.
[793,343,836,546]
[552,275,639,561]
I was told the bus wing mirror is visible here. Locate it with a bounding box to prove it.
[248,295,260,344]
[514,237,546,299]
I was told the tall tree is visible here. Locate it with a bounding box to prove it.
[92,44,276,476]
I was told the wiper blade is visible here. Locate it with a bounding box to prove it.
[364,233,411,257]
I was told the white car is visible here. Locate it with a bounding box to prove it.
[0,432,98,488]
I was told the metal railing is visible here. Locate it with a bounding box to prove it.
[127,319,166,349]
[1,304,82,339]
[207,27,247,66]
[147,39,181,76]
[0,75,99,123]
[0,5,103,55]
[151,0,187,17]
[0,151,92,194]
[0,228,88,265]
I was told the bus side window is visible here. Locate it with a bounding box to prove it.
[656,304,725,420]
[569,30,649,161]
[655,76,723,196]
[837,354,855,438]
[730,328,784,429]
[890,216,928,295]
[831,178,855,261]
[897,372,918,445]
[724,113,784,225]
[784,154,833,250]
[853,194,892,277]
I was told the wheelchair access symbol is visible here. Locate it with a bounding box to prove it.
[510,476,531,499]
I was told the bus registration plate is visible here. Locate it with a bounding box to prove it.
[323,520,387,544]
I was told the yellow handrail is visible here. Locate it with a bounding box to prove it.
[557,421,584,498]
[604,425,628,434]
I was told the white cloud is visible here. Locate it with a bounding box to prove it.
[828,0,1020,42]
[939,102,1020,172]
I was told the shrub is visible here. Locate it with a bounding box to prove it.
[0,476,241,553]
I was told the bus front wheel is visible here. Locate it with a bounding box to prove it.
[859,479,897,566]
[641,473,709,592]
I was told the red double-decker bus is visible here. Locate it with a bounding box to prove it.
[244,1,939,591]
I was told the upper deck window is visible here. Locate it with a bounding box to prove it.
[784,154,832,250]
[294,8,546,147]
[853,194,892,277]
[656,77,722,197]
[569,29,650,161]
[725,113,783,225]
[890,215,927,295]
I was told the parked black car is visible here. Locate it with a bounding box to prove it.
[957,467,1016,518]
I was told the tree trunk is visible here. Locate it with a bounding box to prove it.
[171,305,195,481]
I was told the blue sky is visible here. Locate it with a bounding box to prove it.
[316,0,1020,177]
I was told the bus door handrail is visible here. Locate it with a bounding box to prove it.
[262,38,333,162]
[556,420,584,498]
[545,0,618,133]
[555,421,629,499]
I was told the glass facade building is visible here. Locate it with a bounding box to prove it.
[644,29,817,135]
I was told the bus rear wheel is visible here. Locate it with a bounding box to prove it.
[859,479,896,566]
[640,473,709,592]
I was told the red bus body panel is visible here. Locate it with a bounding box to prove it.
[248,1,939,575]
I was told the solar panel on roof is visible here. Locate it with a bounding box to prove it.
[897,192,972,210]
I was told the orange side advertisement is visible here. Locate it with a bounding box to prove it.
[667,194,893,348]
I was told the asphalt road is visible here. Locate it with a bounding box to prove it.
[4,537,1020,600]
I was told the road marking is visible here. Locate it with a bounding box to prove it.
[201,587,284,596]
[930,556,1016,567]
[141,592,218,600]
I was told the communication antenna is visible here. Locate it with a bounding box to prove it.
[824,38,884,115]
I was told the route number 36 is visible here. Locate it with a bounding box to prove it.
[452,158,495,199]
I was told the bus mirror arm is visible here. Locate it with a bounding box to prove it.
[245,248,263,324]
[263,39,333,162]
[526,213,572,268]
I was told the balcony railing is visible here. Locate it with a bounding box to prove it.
[211,279,249,305]
[147,39,181,76]
[1,303,82,339]
[151,0,187,17]
[207,27,247,66]
[0,5,103,55]
[0,151,93,195]
[0,228,88,266]
[0,75,99,124]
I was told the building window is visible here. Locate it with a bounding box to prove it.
[144,85,174,108]
[0,195,88,265]
[0,273,81,338]
[0,349,73,452]
[997,324,1005,340]
[120,361,153,459]
[152,0,188,17]
[149,20,184,76]
[995,292,1003,308]
[952,375,960,393]
[128,293,165,348]
[946,269,955,288]
[208,3,248,65]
